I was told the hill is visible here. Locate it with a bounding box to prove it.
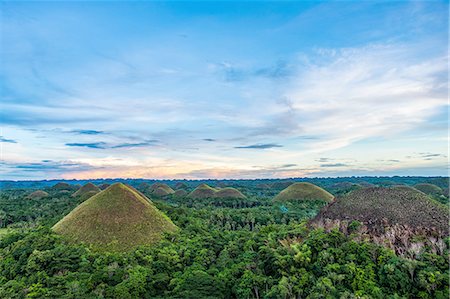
[26,190,49,200]
[187,183,217,199]
[72,183,101,198]
[173,189,188,197]
[98,183,110,190]
[153,186,175,197]
[52,182,74,191]
[175,182,188,189]
[414,183,444,197]
[215,187,246,199]
[274,182,334,203]
[53,183,178,252]
[148,183,175,194]
[311,187,449,256]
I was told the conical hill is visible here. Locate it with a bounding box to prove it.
[53,183,178,252]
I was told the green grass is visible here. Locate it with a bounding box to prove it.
[187,183,218,199]
[72,182,101,197]
[274,182,334,203]
[414,183,444,197]
[214,187,246,199]
[53,183,178,252]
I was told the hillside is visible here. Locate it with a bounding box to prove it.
[187,183,217,199]
[72,183,101,198]
[311,187,449,256]
[153,186,175,197]
[52,182,74,191]
[215,187,246,199]
[414,183,445,197]
[173,189,188,197]
[26,190,49,200]
[274,182,334,203]
[53,183,178,252]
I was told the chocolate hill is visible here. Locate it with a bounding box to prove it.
[215,187,246,199]
[311,187,449,256]
[187,183,218,199]
[26,190,49,200]
[274,182,334,203]
[53,183,178,252]
[72,183,101,199]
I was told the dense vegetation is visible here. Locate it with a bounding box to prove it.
[0,177,448,298]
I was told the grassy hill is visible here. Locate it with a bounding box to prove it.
[274,182,334,203]
[52,182,74,191]
[53,183,178,252]
[312,187,449,255]
[187,183,218,199]
[414,183,445,197]
[153,186,175,197]
[72,183,101,198]
[215,187,246,199]
[26,190,49,200]
[173,189,188,197]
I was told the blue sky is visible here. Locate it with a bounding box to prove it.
[1,1,448,180]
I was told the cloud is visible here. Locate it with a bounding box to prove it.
[418,152,444,158]
[0,160,98,177]
[70,129,105,135]
[234,143,283,149]
[320,163,349,168]
[316,158,331,162]
[0,136,17,143]
[65,140,158,149]
[216,60,293,82]
[283,43,447,152]
[111,140,158,149]
[65,142,107,149]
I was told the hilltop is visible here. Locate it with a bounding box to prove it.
[311,187,449,256]
[53,183,178,252]
[26,190,49,200]
[72,183,101,198]
[274,182,334,203]
[215,187,246,199]
[414,183,445,197]
[52,182,75,191]
[187,183,217,199]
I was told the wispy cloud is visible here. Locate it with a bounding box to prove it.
[65,140,158,149]
[65,142,107,149]
[234,143,283,149]
[214,60,293,82]
[70,129,105,135]
[0,136,17,143]
[320,163,349,168]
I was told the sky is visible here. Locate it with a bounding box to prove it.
[0,0,448,180]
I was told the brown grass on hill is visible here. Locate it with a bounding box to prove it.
[173,189,188,197]
[175,182,188,189]
[98,183,110,190]
[274,182,334,203]
[215,187,246,199]
[72,183,101,198]
[311,187,449,256]
[414,183,445,198]
[187,183,218,199]
[53,183,178,252]
[52,182,73,190]
[26,190,49,200]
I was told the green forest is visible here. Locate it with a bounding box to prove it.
[0,177,448,298]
